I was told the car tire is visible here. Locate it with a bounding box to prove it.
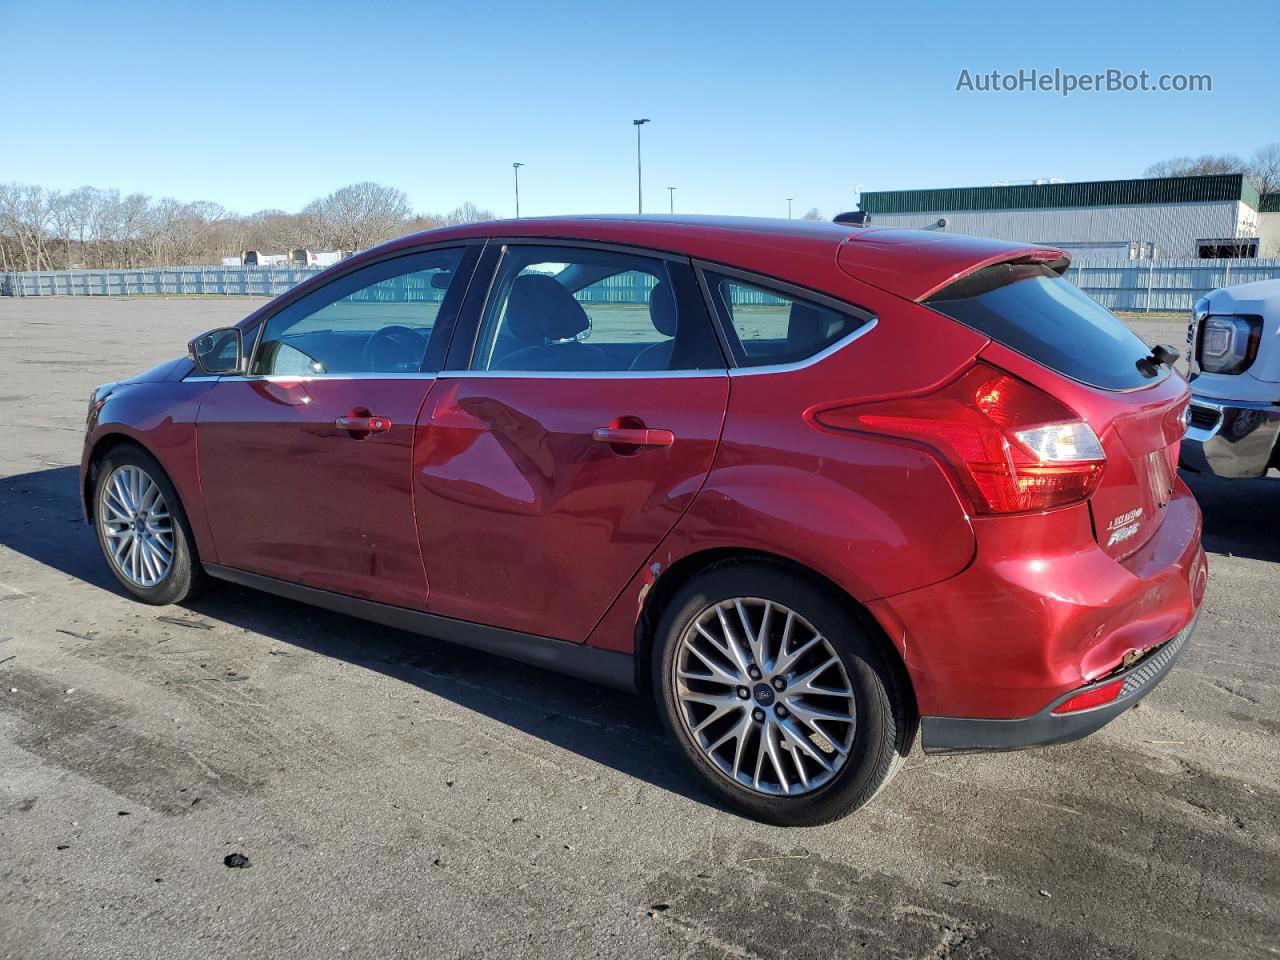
[652,560,914,826]
[93,443,206,606]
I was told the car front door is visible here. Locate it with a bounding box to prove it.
[196,245,477,609]
[415,242,730,641]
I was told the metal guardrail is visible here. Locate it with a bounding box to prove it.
[4,258,1280,311]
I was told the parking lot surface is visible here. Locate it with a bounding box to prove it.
[1,297,1277,960]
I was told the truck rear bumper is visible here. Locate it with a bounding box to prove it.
[1181,396,1280,478]
[921,612,1197,753]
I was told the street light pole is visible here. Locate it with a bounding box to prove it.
[633,118,650,214]
[786,198,794,219]
[667,186,676,214]
[512,162,524,218]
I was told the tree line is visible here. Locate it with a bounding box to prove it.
[0,181,495,273]
[1144,142,1280,194]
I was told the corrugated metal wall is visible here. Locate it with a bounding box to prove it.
[865,203,1251,258]
[860,174,1257,215]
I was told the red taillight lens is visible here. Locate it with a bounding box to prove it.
[1052,679,1124,714]
[814,363,1106,514]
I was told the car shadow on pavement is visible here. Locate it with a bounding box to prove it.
[0,465,721,811]
[1181,469,1280,563]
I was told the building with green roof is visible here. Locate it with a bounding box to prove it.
[858,175,1277,259]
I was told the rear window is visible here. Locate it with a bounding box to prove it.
[926,263,1162,390]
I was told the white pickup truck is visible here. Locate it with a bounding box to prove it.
[1182,278,1280,478]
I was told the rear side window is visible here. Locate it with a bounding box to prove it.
[703,272,868,368]
[926,263,1160,390]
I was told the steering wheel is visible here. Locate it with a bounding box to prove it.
[363,325,430,373]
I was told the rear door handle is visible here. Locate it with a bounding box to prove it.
[592,426,675,447]
[336,415,393,433]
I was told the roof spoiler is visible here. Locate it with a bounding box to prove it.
[1009,250,1071,275]
[833,211,872,227]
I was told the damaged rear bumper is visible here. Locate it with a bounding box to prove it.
[920,613,1197,753]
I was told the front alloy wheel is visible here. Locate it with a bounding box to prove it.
[92,443,205,605]
[99,464,175,587]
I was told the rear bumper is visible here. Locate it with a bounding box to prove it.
[866,478,1205,723]
[920,613,1196,752]
[1180,396,1280,478]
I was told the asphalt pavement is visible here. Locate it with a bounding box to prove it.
[1,297,1277,959]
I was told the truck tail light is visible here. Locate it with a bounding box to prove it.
[813,362,1106,514]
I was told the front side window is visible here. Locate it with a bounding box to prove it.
[704,272,868,367]
[470,246,723,373]
[252,248,464,375]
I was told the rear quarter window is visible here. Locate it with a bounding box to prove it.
[926,263,1161,390]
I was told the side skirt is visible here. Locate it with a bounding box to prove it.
[203,564,637,692]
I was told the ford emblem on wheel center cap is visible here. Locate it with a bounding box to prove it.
[752,683,776,706]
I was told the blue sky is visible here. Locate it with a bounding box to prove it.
[2,0,1275,219]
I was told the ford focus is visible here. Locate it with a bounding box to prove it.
[82,216,1206,825]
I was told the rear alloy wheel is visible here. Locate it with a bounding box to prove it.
[675,599,856,795]
[93,445,205,605]
[653,562,914,826]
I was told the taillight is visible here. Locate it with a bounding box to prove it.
[813,362,1106,514]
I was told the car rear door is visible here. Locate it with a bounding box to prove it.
[414,241,729,642]
[195,245,478,608]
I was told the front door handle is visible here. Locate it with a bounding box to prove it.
[592,426,675,447]
[336,414,393,433]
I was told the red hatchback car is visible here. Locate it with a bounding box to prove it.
[82,216,1206,825]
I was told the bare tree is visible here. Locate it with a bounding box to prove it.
[437,202,496,226]
[800,207,824,221]
[308,182,412,252]
[0,178,496,270]
[1247,142,1280,197]
[0,183,56,270]
[1144,154,1246,178]
[49,190,77,268]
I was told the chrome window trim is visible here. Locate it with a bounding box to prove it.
[437,369,725,381]
[690,259,879,375]
[187,372,441,384]
[726,317,879,377]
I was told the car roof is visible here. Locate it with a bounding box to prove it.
[337,215,1068,303]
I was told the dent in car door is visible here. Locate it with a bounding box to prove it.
[415,374,728,640]
[413,242,729,642]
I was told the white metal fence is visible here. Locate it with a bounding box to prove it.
[1063,258,1280,312]
[4,258,1280,312]
[0,266,326,298]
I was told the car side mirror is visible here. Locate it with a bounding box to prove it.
[188,327,245,375]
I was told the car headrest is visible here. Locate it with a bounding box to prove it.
[787,301,835,350]
[506,274,591,343]
[648,281,677,337]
